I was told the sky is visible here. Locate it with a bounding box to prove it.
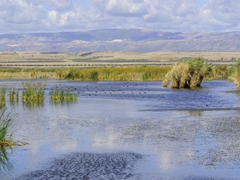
[0,0,239,34]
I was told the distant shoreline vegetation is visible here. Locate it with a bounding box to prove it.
[0,61,239,88]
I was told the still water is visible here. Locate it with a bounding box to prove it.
[1,79,240,180]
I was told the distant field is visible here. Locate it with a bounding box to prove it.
[0,51,239,68]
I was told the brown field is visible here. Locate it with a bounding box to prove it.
[0,51,239,68]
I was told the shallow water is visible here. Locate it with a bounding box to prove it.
[0,79,240,180]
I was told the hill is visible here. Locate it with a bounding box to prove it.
[1,29,240,52]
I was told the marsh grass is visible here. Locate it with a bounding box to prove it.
[21,82,45,102]
[55,66,171,81]
[0,68,55,79]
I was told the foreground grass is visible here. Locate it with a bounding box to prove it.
[0,108,15,148]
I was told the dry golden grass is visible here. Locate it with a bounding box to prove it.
[0,51,239,68]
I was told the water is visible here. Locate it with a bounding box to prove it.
[0,79,240,180]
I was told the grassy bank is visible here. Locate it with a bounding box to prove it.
[228,62,240,88]
[0,68,55,79]
[0,64,240,88]
[55,66,172,81]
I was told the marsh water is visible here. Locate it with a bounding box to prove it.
[1,79,240,180]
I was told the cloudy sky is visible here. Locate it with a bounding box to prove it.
[0,0,239,34]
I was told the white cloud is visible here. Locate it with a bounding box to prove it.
[0,0,239,34]
[200,0,240,31]
[105,0,147,17]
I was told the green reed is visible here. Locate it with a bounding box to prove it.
[50,88,77,102]
[0,108,15,148]
[21,82,45,102]
[0,88,6,106]
[9,88,19,102]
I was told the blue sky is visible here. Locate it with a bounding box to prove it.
[0,0,239,34]
[196,0,208,6]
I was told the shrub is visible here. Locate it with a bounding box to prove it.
[163,57,212,88]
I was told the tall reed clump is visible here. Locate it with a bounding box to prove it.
[21,83,45,102]
[0,108,15,148]
[163,57,212,88]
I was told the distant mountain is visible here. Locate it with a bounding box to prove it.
[0,29,240,52]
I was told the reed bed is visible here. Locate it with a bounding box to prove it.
[55,66,172,81]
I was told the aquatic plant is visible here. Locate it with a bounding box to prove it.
[0,108,15,148]
[21,82,45,102]
[50,88,77,102]
[9,88,19,102]
[0,88,6,106]
[162,58,212,88]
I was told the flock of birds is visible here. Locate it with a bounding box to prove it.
[47,82,157,99]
